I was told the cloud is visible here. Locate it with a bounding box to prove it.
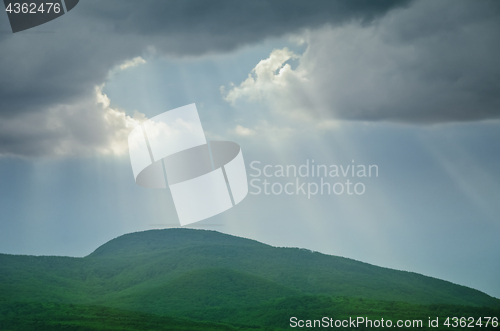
[0,0,406,116]
[118,57,146,71]
[223,0,500,124]
[0,86,144,158]
[224,48,309,122]
[80,0,410,55]
[0,0,408,157]
[225,48,302,105]
[234,125,256,136]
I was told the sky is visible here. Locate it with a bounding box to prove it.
[0,0,499,298]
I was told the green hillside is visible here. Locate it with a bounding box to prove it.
[111,268,300,314]
[1,228,499,330]
[0,302,242,331]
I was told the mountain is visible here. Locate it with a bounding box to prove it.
[1,228,499,330]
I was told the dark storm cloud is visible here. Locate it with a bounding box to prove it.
[225,0,500,124]
[1,0,500,156]
[0,0,409,116]
[0,0,410,157]
[81,0,410,54]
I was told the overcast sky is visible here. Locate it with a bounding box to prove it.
[0,0,499,299]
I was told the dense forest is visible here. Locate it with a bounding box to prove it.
[1,229,498,330]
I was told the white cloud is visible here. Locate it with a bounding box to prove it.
[119,57,147,71]
[0,85,144,158]
[233,125,256,136]
[224,48,308,121]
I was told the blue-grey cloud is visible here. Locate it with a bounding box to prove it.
[0,0,409,157]
[224,0,500,124]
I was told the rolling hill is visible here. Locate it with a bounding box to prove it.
[0,228,499,330]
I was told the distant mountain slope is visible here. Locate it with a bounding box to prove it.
[1,228,499,315]
[88,228,265,258]
[85,228,499,308]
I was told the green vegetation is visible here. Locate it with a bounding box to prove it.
[0,302,243,331]
[1,228,499,330]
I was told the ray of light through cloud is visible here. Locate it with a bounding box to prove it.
[0,0,499,300]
